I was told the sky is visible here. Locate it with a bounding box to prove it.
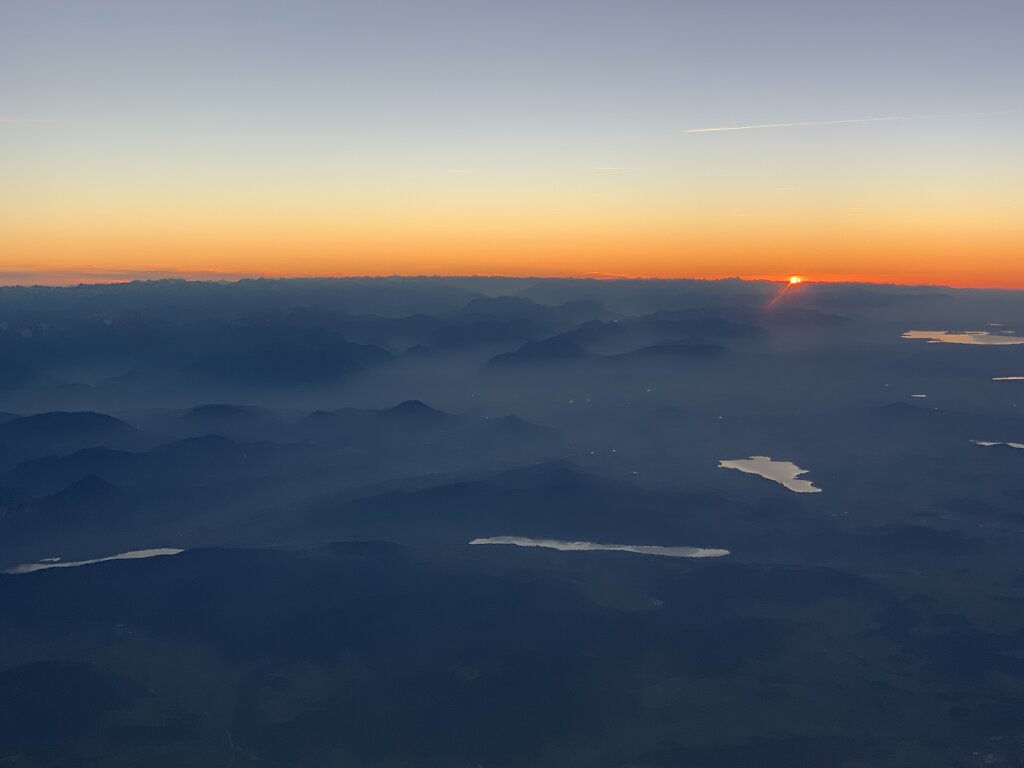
[2,0,1022,287]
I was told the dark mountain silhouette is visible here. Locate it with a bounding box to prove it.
[292,400,455,442]
[612,342,726,361]
[487,458,614,491]
[544,311,760,357]
[163,403,291,441]
[0,411,134,442]
[0,412,146,471]
[4,446,143,499]
[1,475,131,547]
[428,316,550,350]
[480,414,557,442]
[191,340,391,385]
[180,403,270,425]
[381,399,449,421]
[487,336,591,366]
[448,296,616,335]
[302,459,734,546]
[488,335,725,367]
[401,342,431,356]
[642,311,765,337]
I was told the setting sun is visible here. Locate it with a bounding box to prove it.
[789,276,803,285]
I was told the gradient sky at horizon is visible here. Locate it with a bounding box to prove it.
[2,0,1022,287]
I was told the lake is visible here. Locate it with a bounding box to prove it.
[719,456,822,493]
[470,537,729,558]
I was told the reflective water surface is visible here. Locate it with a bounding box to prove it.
[719,456,822,493]
[903,330,1024,345]
[972,440,1024,450]
[470,537,729,558]
[6,548,185,575]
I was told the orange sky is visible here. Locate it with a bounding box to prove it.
[3,193,1022,288]
[4,122,1022,288]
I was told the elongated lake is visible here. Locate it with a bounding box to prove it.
[6,548,184,575]
[470,537,729,558]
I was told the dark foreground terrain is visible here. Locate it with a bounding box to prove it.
[1,277,1023,767]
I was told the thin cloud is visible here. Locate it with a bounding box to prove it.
[592,166,637,171]
[684,111,1001,134]
[0,117,51,124]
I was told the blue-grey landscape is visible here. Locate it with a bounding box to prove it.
[1,276,1023,766]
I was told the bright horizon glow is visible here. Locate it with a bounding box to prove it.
[1,268,1022,291]
[2,266,1022,291]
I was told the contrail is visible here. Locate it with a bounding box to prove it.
[684,111,1000,134]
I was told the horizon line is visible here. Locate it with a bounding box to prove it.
[2,271,1021,291]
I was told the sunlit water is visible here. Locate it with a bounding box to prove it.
[6,548,184,575]
[902,330,1024,345]
[469,537,729,558]
[972,440,1024,450]
[719,456,822,493]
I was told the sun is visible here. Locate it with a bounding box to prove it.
[789,276,803,285]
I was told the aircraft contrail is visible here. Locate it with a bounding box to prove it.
[684,111,1000,134]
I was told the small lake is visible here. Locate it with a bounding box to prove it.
[470,537,729,558]
[903,330,1024,345]
[6,548,184,575]
[972,440,1024,450]
[719,456,821,493]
